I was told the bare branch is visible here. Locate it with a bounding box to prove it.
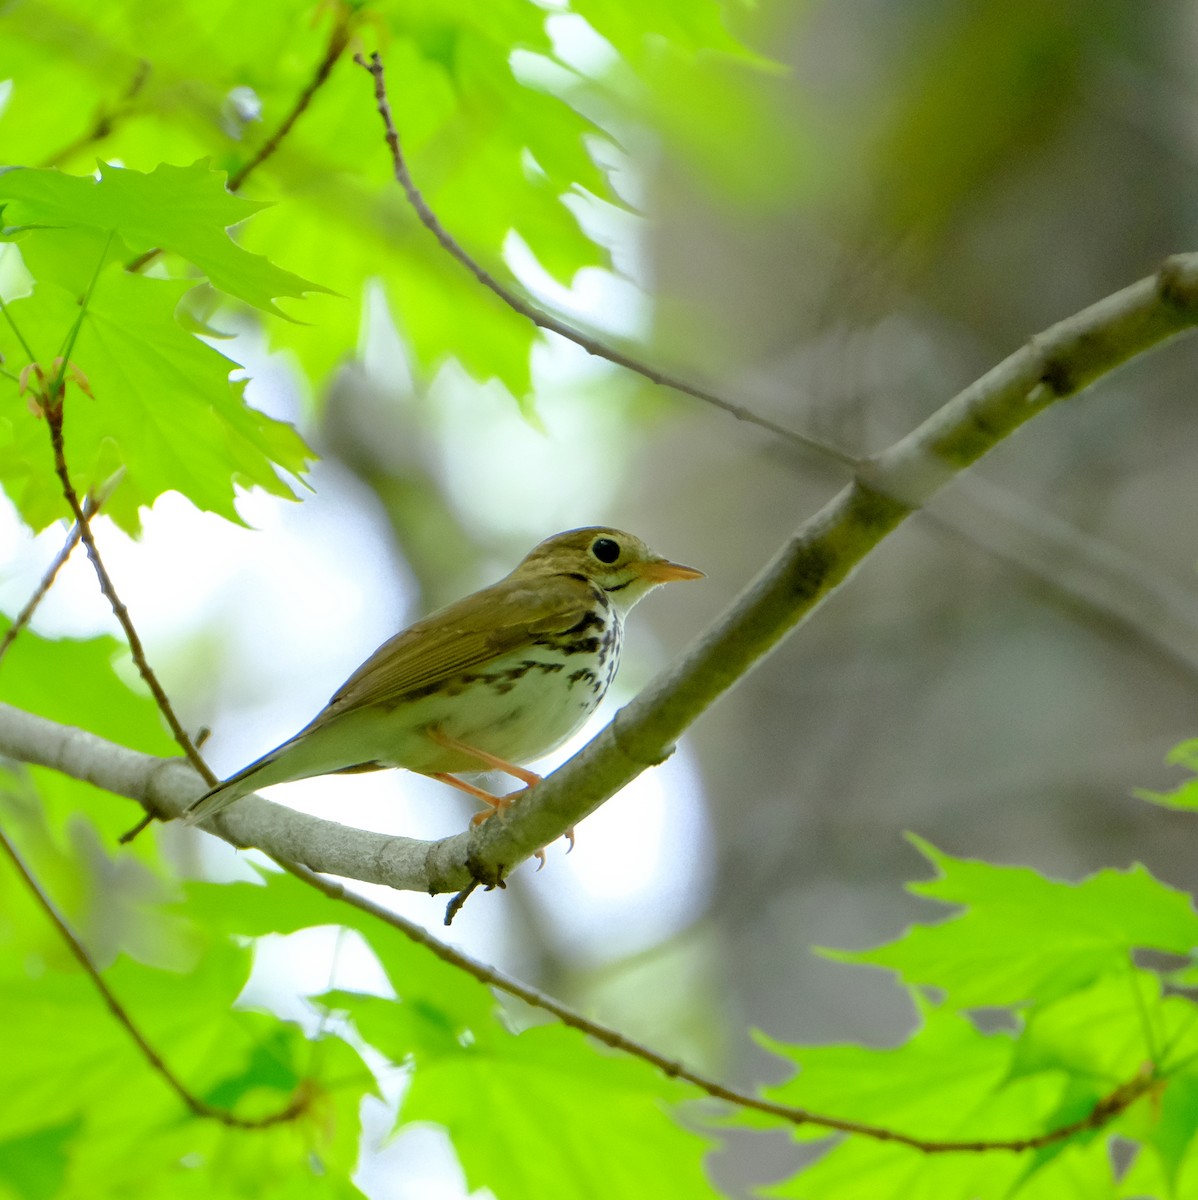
[7,253,1198,891]
[39,393,217,790]
[283,859,1155,1153]
[125,13,352,275]
[0,702,1160,1150]
[0,823,310,1129]
[0,497,94,667]
[352,51,860,471]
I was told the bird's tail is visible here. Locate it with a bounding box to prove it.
[179,750,283,827]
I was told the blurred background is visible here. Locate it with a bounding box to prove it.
[5,1,1198,1195]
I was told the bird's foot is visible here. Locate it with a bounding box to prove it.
[433,767,570,869]
[469,789,550,867]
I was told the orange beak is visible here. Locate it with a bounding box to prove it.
[635,558,705,584]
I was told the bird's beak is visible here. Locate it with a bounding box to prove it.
[635,558,705,584]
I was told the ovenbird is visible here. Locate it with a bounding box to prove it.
[181,527,702,836]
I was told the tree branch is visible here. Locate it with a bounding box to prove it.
[282,858,1155,1154]
[125,12,352,274]
[226,16,351,193]
[0,725,1151,1151]
[5,254,1198,895]
[352,51,859,471]
[0,823,310,1129]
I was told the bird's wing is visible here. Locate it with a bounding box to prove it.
[303,573,599,728]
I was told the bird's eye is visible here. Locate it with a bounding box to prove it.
[590,536,621,564]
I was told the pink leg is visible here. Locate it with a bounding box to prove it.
[425,727,544,788]
[428,771,504,808]
[426,769,547,869]
[425,729,568,867]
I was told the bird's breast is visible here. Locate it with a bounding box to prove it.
[379,604,624,773]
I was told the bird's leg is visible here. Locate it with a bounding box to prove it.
[425,729,575,865]
[427,772,504,808]
[426,728,543,788]
[425,771,547,868]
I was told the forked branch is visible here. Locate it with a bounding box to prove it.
[5,253,1198,895]
[353,51,859,471]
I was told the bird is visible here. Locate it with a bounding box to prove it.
[180,527,703,850]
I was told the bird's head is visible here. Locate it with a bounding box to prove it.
[515,527,704,615]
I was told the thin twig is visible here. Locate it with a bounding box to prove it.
[125,13,352,275]
[0,497,96,667]
[443,877,481,925]
[118,813,155,844]
[21,239,217,796]
[280,859,1154,1153]
[227,17,352,192]
[40,396,217,791]
[39,60,151,169]
[0,823,309,1129]
[352,51,860,472]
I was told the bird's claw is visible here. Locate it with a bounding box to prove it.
[468,788,572,869]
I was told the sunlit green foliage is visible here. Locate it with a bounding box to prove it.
[2,1,1197,1198]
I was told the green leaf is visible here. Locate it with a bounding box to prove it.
[340,991,718,1200]
[0,1119,79,1200]
[573,0,765,68]
[758,1000,1061,1143]
[765,1128,1115,1200]
[0,256,312,531]
[1137,741,1198,810]
[1138,779,1198,811]
[0,162,329,316]
[0,902,369,1198]
[186,873,718,1197]
[1121,1074,1198,1199]
[756,999,1132,1199]
[0,620,172,752]
[827,838,1198,1008]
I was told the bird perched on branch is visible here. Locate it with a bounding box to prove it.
[181,527,702,852]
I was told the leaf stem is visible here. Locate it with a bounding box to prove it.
[52,229,115,392]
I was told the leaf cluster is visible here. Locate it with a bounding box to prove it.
[3,2,1198,1199]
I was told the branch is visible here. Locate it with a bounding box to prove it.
[282,858,1155,1153]
[226,15,351,193]
[0,496,95,667]
[125,13,352,274]
[456,253,1198,883]
[0,823,309,1129]
[39,60,151,169]
[6,254,1198,895]
[352,51,859,471]
[41,394,217,790]
[0,703,1157,1151]
[356,41,1198,685]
